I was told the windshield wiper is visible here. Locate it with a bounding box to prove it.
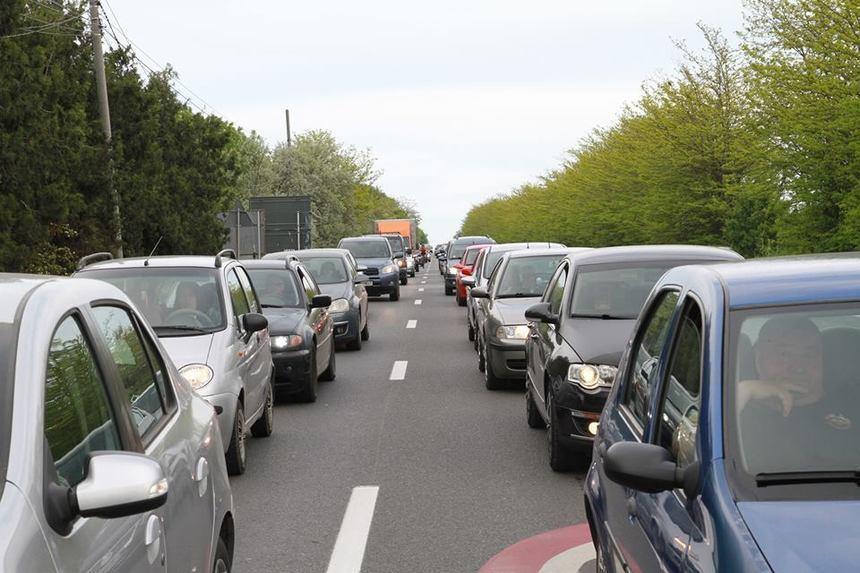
[571,313,631,320]
[756,470,860,487]
[497,293,539,299]
[153,325,208,334]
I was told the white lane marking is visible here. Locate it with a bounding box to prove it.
[414,299,423,305]
[406,320,417,329]
[538,543,596,573]
[418,287,425,292]
[325,486,380,573]
[389,360,408,380]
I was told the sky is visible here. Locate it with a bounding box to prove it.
[106,0,746,244]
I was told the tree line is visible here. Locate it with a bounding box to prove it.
[459,0,860,258]
[0,0,422,275]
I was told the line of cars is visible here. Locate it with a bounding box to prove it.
[445,239,860,571]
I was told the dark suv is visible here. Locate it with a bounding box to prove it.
[442,236,495,295]
[378,234,409,286]
[338,235,401,301]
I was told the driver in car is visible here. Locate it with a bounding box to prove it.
[319,261,340,283]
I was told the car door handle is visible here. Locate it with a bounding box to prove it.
[145,514,165,566]
[193,457,209,497]
[626,497,638,517]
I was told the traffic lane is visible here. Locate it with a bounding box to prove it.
[362,274,588,572]
[230,278,424,572]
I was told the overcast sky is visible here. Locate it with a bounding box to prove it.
[107,0,746,243]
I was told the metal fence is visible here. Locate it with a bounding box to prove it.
[219,208,265,259]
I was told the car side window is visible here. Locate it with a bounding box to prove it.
[299,268,319,302]
[44,316,122,488]
[622,290,680,431]
[547,265,568,315]
[91,306,168,439]
[656,299,703,467]
[235,267,261,313]
[226,269,250,318]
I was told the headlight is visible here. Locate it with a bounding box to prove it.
[448,266,458,275]
[398,259,406,268]
[179,364,214,390]
[382,264,397,274]
[329,298,350,313]
[495,324,530,340]
[271,335,303,350]
[567,364,617,391]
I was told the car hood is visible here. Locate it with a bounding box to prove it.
[354,257,392,269]
[561,319,636,365]
[494,297,541,325]
[262,308,306,334]
[159,333,215,370]
[318,282,353,301]
[737,501,860,571]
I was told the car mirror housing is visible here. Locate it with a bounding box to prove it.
[603,442,698,497]
[242,312,268,333]
[75,452,168,520]
[461,276,476,287]
[354,273,371,284]
[311,294,332,309]
[470,287,489,299]
[524,302,559,325]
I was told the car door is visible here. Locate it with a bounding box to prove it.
[41,314,165,573]
[234,265,271,418]
[224,268,255,414]
[529,262,568,408]
[596,288,681,572]
[88,304,216,572]
[348,255,368,328]
[298,266,332,372]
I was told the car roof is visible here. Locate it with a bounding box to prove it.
[453,236,493,243]
[271,248,350,258]
[684,254,860,309]
[506,247,579,259]
[241,259,301,272]
[566,245,742,267]
[486,242,565,252]
[0,275,56,323]
[80,255,235,271]
[341,235,387,242]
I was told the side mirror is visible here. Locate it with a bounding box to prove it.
[311,294,332,309]
[603,442,699,497]
[524,302,559,325]
[461,276,476,288]
[242,312,268,333]
[470,286,489,299]
[75,452,168,519]
[354,273,371,284]
[356,264,368,272]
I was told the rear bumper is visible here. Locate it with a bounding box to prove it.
[271,348,312,392]
[365,272,398,295]
[487,341,527,379]
[332,310,360,342]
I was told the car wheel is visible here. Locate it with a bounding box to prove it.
[484,345,503,390]
[320,342,336,381]
[347,328,362,350]
[547,389,578,472]
[445,285,454,295]
[389,286,400,301]
[213,536,231,573]
[250,380,274,438]
[295,349,318,403]
[361,319,370,341]
[457,293,466,307]
[526,389,546,429]
[225,401,246,476]
[468,321,475,342]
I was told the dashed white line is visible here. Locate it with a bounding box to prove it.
[418,287,425,292]
[406,320,417,329]
[389,360,408,380]
[325,486,380,573]
[414,299,423,305]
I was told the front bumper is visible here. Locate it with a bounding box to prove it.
[332,309,360,342]
[365,272,399,295]
[553,384,611,450]
[487,340,528,379]
[271,347,312,392]
[200,390,239,453]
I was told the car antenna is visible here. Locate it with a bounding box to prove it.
[144,236,163,267]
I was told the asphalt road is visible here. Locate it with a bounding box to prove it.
[230,264,589,573]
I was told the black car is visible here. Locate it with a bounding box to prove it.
[338,235,401,301]
[243,258,336,403]
[442,236,495,295]
[523,245,743,471]
[377,234,409,285]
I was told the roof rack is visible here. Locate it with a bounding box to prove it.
[77,252,114,271]
[214,249,236,268]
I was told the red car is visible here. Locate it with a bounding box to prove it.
[455,244,492,306]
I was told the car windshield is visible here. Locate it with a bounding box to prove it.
[246,269,303,308]
[341,240,390,258]
[450,240,485,259]
[463,248,482,266]
[495,255,564,298]
[570,263,676,319]
[728,305,860,483]
[297,257,349,284]
[385,236,405,257]
[483,247,525,278]
[81,268,225,334]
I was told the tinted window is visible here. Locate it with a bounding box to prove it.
[246,269,303,308]
[45,316,121,487]
[450,239,487,259]
[495,255,565,298]
[299,257,349,284]
[235,267,261,313]
[92,306,166,437]
[226,269,250,317]
[385,236,405,256]
[299,268,319,302]
[657,301,702,467]
[570,263,678,319]
[623,291,680,429]
[547,265,568,315]
[463,248,482,266]
[81,268,224,333]
[340,239,391,258]
[483,248,519,279]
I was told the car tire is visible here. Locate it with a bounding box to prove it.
[213,536,232,573]
[320,343,336,381]
[400,276,408,286]
[361,319,370,341]
[389,286,400,301]
[468,321,475,342]
[225,401,246,476]
[347,326,362,351]
[526,389,546,429]
[295,349,318,403]
[457,293,466,306]
[547,389,578,472]
[250,380,274,438]
[477,336,486,372]
[445,285,454,296]
[484,345,504,390]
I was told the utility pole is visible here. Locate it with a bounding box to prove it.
[89,0,124,257]
[285,108,292,147]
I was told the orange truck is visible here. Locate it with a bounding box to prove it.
[373,219,417,251]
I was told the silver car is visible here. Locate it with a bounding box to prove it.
[0,274,234,572]
[75,250,274,475]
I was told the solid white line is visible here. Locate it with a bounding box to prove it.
[389,360,408,380]
[414,299,423,305]
[418,287,425,292]
[406,320,417,329]
[325,486,380,573]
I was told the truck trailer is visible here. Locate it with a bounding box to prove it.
[373,218,417,251]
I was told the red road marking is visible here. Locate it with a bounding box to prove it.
[479,523,592,573]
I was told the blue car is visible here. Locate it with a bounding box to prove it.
[585,256,860,572]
